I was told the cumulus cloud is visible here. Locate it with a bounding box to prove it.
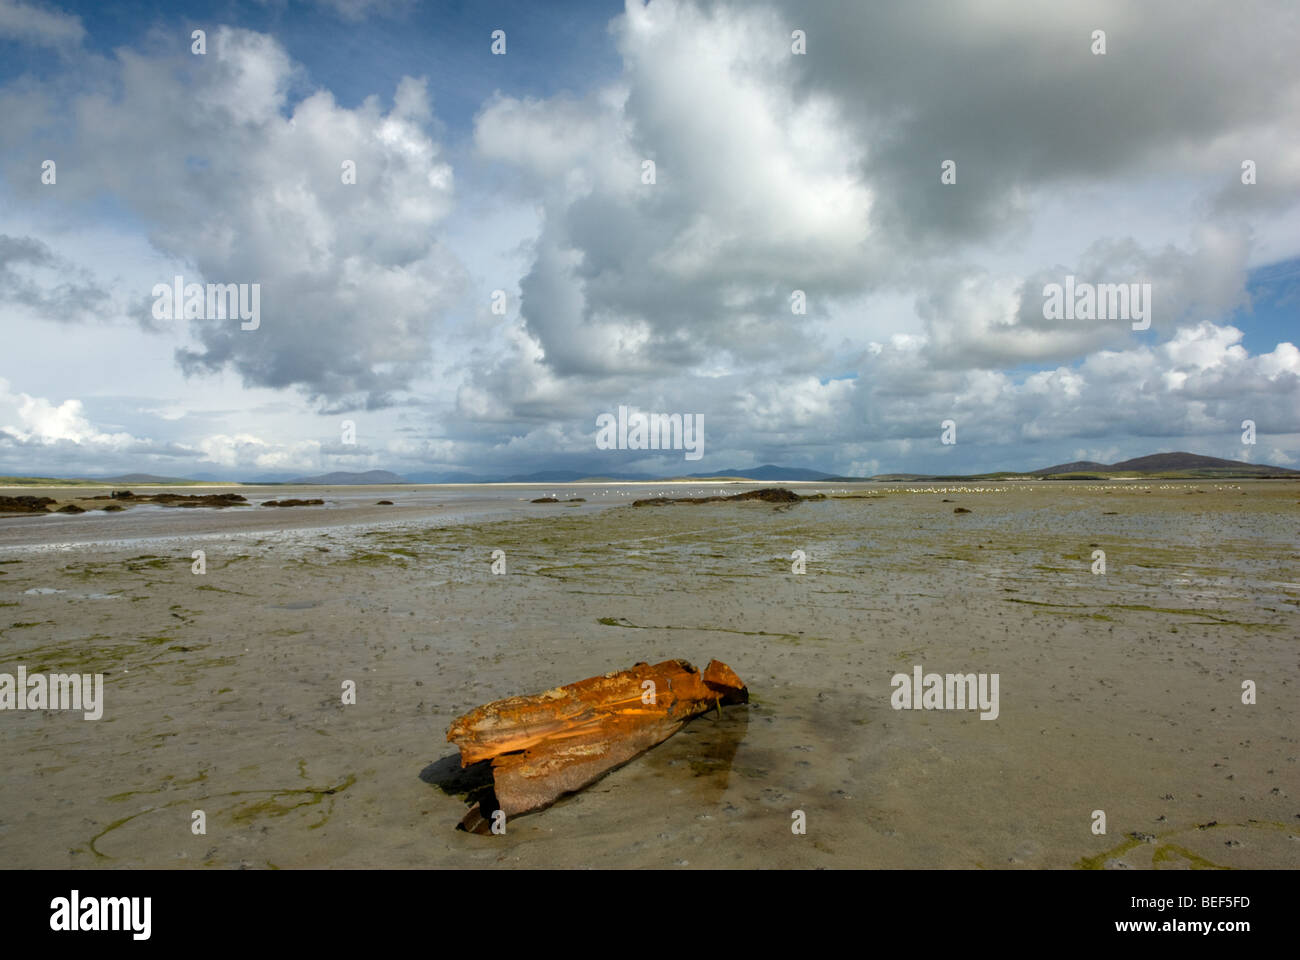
[196,432,323,471]
[1,27,467,409]
[919,226,1255,370]
[0,378,340,476]
[452,0,1299,472]
[0,377,139,450]
[2,0,1297,478]
[780,0,1300,245]
[473,0,872,383]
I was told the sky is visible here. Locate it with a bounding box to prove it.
[0,0,1297,480]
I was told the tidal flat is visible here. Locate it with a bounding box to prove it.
[0,480,1297,868]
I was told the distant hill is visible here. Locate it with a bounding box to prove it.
[88,473,200,484]
[2,472,233,486]
[289,470,407,484]
[0,475,100,486]
[1109,452,1283,473]
[1030,452,1298,479]
[1031,460,1110,476]
[687,464,835,481]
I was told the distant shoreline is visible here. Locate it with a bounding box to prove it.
[4,473,1298,491]
[0,479,805,490]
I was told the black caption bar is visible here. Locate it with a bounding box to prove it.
[0,868,1280,946]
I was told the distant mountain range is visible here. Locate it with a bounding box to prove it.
[876,452,1300,481]
[792,451,1297,481]
[683,464,836,481]
[446,464,838,483]
[7,452,1296,486]
[1028,452,1300,478]
[84,473,200,484]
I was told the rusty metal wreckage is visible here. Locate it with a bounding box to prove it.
[447,659,748,833]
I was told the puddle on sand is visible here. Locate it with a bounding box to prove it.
[638,705,751,802]
[20,587,121,599]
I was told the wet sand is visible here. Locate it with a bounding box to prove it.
[0,480,1297,868]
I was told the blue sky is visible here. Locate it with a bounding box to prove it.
[1235,258,1300,356]
[0,0,1297,479]
[0,1,625,128]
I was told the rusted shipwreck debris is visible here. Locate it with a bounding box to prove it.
[446,659,747,833]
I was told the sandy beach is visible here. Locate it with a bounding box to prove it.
[1,480,1297,869]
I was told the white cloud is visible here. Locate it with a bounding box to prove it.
[0,0,83,50]
[196,433,322,471]
[0,377,138,449]
[2,0,1297,478]
[2,29,466,407]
